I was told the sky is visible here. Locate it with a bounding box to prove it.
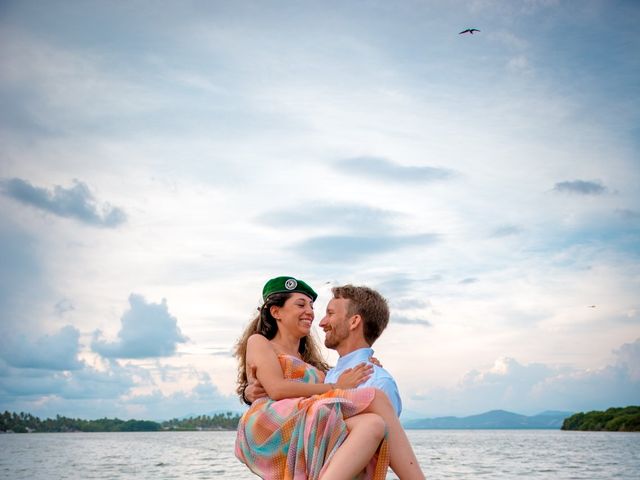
[0,0,639,421]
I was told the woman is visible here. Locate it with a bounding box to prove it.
[235,276,425,480]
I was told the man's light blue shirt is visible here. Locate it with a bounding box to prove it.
[324,347,402,416]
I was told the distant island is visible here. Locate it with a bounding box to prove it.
[8,407,638,433]
[561,406,640,432]
[403,410,573,429]
[1,411,241,433]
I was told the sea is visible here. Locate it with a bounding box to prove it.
[1,429,639,479]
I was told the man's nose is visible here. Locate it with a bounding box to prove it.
[319,316,327,327]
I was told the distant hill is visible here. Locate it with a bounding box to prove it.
[562,406,640,432]
[403,409,573,430]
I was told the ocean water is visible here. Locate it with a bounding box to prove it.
[1,429,639,479]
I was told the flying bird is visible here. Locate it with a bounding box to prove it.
[459,28,480,35]
[588,305,597,308]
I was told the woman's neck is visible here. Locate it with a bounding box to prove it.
[270,331,302,357]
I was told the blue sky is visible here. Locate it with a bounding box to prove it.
[0,0,638,420]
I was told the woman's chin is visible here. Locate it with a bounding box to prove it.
[298,326,312,336]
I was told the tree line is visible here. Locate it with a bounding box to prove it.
[1,411,241,433]
[561,406,640,432]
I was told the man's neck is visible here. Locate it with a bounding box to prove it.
[335,337,370,358]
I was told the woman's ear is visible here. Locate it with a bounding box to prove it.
[269,305,280,320]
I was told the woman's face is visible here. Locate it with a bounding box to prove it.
[272,293,315,338]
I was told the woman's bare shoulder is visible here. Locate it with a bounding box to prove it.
[246,334,276,364]
[248,333,268,344]
[247,333,271,351]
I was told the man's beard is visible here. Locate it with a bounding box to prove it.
[324,323,348,349]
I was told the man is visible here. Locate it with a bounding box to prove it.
[244,284,402,416]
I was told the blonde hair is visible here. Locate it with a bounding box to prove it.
[234,292,329,402]
[332,285,389,346]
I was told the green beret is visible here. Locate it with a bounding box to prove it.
[262,276,318,302]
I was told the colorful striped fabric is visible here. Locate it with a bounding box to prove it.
[235,354,389,479]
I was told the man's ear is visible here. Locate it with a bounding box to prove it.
[349,314,363,331]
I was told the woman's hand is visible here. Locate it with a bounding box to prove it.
[335,362,373,389]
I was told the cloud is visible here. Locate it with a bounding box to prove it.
[0,361,136,401]
[490,224,524,238]
[459,277,478,284]
[57,363,138,400]
[411,339,640,416]
[392,315,432,327]
[124,371,242,419]
[0,178,126,227]
[615,209,640,220]
[507,55,532,74]
[391,298,431,310]
[295,233,438,262]
[461,357,554,390]
[92,294,188,359]
[54,298,75,316]
[0,325,83,371]
[553,179,607,195]
[375,274,443,300]
[258,203,400,232]
[613,338,640,381]
[0,220,43,331]
[335,156,455,183]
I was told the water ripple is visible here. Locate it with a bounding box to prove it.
[0,430,638,479]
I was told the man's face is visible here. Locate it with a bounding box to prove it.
[319,297,351,350]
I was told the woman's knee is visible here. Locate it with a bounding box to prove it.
[363,413,386,440]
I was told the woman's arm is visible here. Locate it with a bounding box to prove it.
[246,334,371,401]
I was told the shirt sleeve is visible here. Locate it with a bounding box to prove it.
[324,367,338,384]
[371,375,402,417]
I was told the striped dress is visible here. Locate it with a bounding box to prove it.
[235,353,389,479]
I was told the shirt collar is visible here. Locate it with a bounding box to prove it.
[335,347,374,369]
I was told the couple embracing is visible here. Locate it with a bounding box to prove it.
[234,276,425,479]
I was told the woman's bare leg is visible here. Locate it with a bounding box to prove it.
[365,391,425,479]
[320,413,385,480]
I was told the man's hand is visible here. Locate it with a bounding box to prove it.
[244,364,267,404]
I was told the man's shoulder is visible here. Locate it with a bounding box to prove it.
[370,365,399,386]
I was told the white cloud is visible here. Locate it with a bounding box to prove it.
[92,294,187,359]
[409,339,640,416]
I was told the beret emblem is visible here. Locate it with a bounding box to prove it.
[284,278,298,290]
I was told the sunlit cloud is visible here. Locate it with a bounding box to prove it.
[410,339,640,416]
